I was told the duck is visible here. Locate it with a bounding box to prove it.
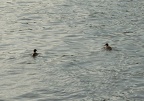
[104,43,112,51]
[32,49,38,57]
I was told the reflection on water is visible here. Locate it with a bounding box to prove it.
[0,0,144,101]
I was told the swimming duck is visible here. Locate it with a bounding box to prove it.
[32,49,38,57]
[104,43,112,51]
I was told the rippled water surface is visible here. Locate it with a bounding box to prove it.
[0,0,144,101]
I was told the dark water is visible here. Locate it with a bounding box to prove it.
[0,0,144,101]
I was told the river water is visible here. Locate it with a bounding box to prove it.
[0,0,144,101]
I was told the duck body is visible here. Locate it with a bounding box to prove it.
[104,43,112,51]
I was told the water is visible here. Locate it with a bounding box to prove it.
[0,0,144,101]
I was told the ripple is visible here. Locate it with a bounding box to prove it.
[0,0,144,101]
[16,92,41,99]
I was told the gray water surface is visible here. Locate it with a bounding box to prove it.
[0,0,144,101]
